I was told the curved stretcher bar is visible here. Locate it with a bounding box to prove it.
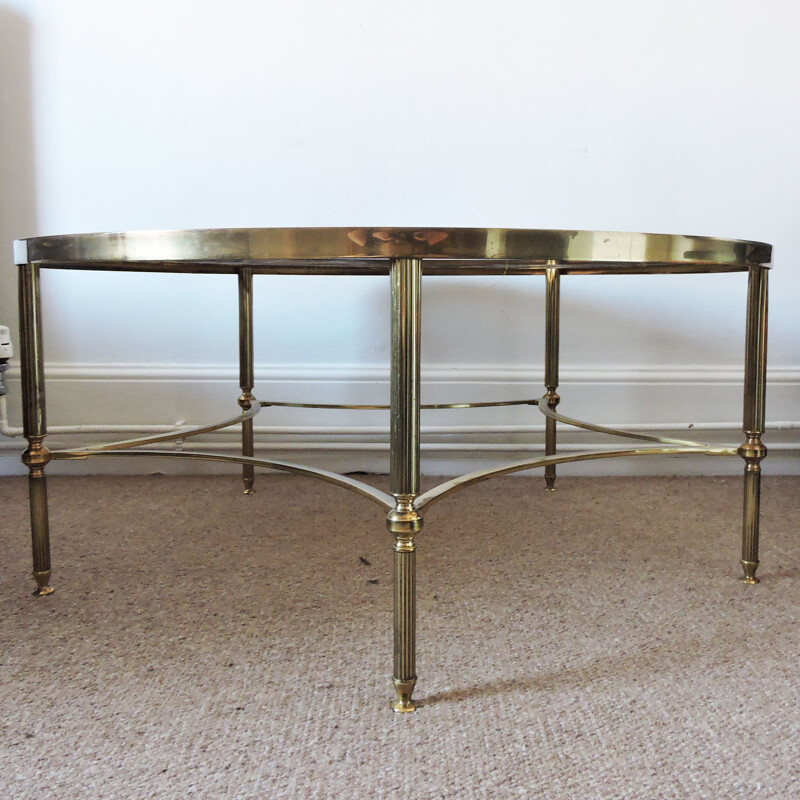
[536,395,712,448]
[416,446,738,512]
[78,403,262,452]
[260,399,539,411]
[50,448,395,511]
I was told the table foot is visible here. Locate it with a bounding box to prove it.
[740,560,760,584]
[544,476,556,492]
[391,677,418,713]
[32,570,54,596]
[242,479,255,495]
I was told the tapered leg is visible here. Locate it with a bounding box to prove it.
[386,257,423,712]
[19,263,53,596]
[544,266,560,491]
[738,265,768,584]
[238,268,256,494]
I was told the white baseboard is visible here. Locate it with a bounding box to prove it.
[1,362,798,476]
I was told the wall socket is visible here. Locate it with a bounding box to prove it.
[0,325,12,396]
[0,326,11,360]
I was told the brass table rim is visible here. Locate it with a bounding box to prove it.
[13,227,771,274]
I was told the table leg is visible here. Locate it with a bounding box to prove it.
[738,264,768,584]
[387,257,423,712]
[238,268,256,494]
[544,266,560,491]
[19,263,53,596]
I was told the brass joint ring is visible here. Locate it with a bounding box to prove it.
[22,444,52,470]
[386,498,423,536]
[737,437,767,461]
[393,535,416,552]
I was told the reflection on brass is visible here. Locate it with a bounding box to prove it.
[738,264,769,584]
[14,227,771,708]
[238,267,256,494]
[544,266,561,491]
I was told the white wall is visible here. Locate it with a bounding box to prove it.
[1,0,798,475]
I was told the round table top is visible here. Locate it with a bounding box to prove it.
[13,227,771,275]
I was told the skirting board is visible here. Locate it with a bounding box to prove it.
[1,363,798,476]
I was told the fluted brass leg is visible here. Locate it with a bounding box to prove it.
[740,458,762,584]
[238,268,255,494]
[19,263,53,596]
[544,265,560,491]
[389,257,422,712]
[388,502,422,712]
[738,264,768,584]
[239,395,255,495]
[739,440,765,584]
[26,445,53,596]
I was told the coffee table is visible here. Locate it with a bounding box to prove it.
[13,227,771,712]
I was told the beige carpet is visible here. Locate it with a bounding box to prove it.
[1,474,799,799]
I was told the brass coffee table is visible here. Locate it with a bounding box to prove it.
[13,227,771,712]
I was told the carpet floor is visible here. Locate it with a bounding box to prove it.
[1,474,799,799]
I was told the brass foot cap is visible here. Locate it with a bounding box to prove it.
[392,677,417,712]
[545,486,556,493]
[391,698,418,713]
[740,561,759,584]
[242,488,256,495]
[33,571,53,596]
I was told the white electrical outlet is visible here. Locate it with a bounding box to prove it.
[0,326,12,360]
